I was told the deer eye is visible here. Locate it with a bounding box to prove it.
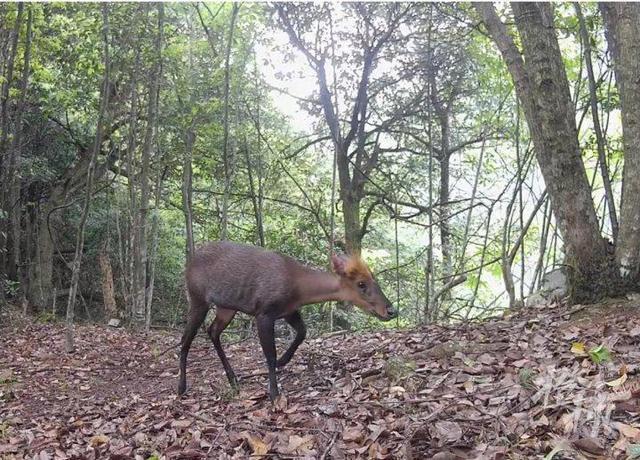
[357,281,367,293]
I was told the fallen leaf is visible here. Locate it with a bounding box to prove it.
[171,419,192,429]
[570,342,587,356]
[285,434,314,454]
[573,437,605,456]
[343,424,365,443]
[628,444,640,459]
[588,344,611,364]
[463,379,475,394]
[89,434,109,447]
[606,373,628,388]
[434,421,462,444]
[613,422,640,440]
[240,432,270,456]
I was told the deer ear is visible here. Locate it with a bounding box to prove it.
[331,254,347,276]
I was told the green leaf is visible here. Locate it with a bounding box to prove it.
[627,444,640,459]
[588,344,611,364]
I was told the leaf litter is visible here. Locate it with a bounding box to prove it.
[1,298,640,459]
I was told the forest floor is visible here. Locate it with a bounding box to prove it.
[2,299,640,460]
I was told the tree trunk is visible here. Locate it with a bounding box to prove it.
[575,3,618,241]
[133,3,164,326]
[244,135,265,247]
[437,114,452,284]
[0,3,23,281]
[220,4,240,240]
[98,242,118,319]
[145,167,164,331]
[65,5,111,353]
[182,128,195,260]
[7,6,32,288]
[475,2,617,302]
[600,3,640,282]
[28,206,55,310]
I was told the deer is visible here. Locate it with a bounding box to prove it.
[178,241,397,401]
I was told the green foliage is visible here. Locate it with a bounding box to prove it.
[0,2,627,332]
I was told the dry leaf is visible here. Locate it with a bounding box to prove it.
[434,421,462,444]
[343,424,365,443]
[573,437,605,456]
[89,434,109,447]
[613,422,640,441]
[570,342,587,356]
[285,434,314,454]
[241,432,270,456]
[171,419,192,429]
[606,373,628,388]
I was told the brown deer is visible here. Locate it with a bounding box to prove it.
[178,241,396,400]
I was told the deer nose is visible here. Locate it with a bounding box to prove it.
[386,305,397,319]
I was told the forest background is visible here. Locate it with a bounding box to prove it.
[1,2,638,338]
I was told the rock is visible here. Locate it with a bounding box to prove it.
[525,267,569,307]
[107,318,121,327]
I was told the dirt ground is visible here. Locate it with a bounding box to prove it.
[1,299,640,459]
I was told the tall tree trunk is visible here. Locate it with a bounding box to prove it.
[7,6,32,288]
[182,16,196,261]
[475,2,616,302]
[244,135,264,247]
[0,3,23,282]
[145,167,165,331]
[65,4,111,352]
[437,112,452,285]
[29,205,55,310]
[575,3,618,241]
[182,128,195,260]
[219,4,240,240]
[600,3,640,282]
[133,3,164,326]
[98,242,118,319]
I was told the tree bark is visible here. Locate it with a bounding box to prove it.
[475,2,616,302]
[183,128,195,260]
[7,6,32,288]
[0,3,23,281]
[575,3,618,241]
[98,242,118,319]
[600,3,640,282]
[132,3,164,326]
[145,167,165,331]
[65,5,111,352]
[220,4,240,240]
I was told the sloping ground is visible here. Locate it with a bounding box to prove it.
[1,299,640,459]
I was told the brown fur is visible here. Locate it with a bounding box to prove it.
[343,255,373,280]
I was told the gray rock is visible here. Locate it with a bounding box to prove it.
[108,318,121,327]
[525,267,569,307]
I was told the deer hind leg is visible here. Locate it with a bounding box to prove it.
[276,310,306,368]
[178,299,208,395]
[207,307,238,388]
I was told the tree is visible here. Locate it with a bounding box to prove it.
[65,4,111,352]
[275,3,417,254]
[599,3,640,282]
[475,2,618,302]
[132,3,164,327]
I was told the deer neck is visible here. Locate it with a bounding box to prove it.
[295,267,347,306]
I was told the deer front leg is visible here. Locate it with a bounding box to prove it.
[256,314,279,401]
